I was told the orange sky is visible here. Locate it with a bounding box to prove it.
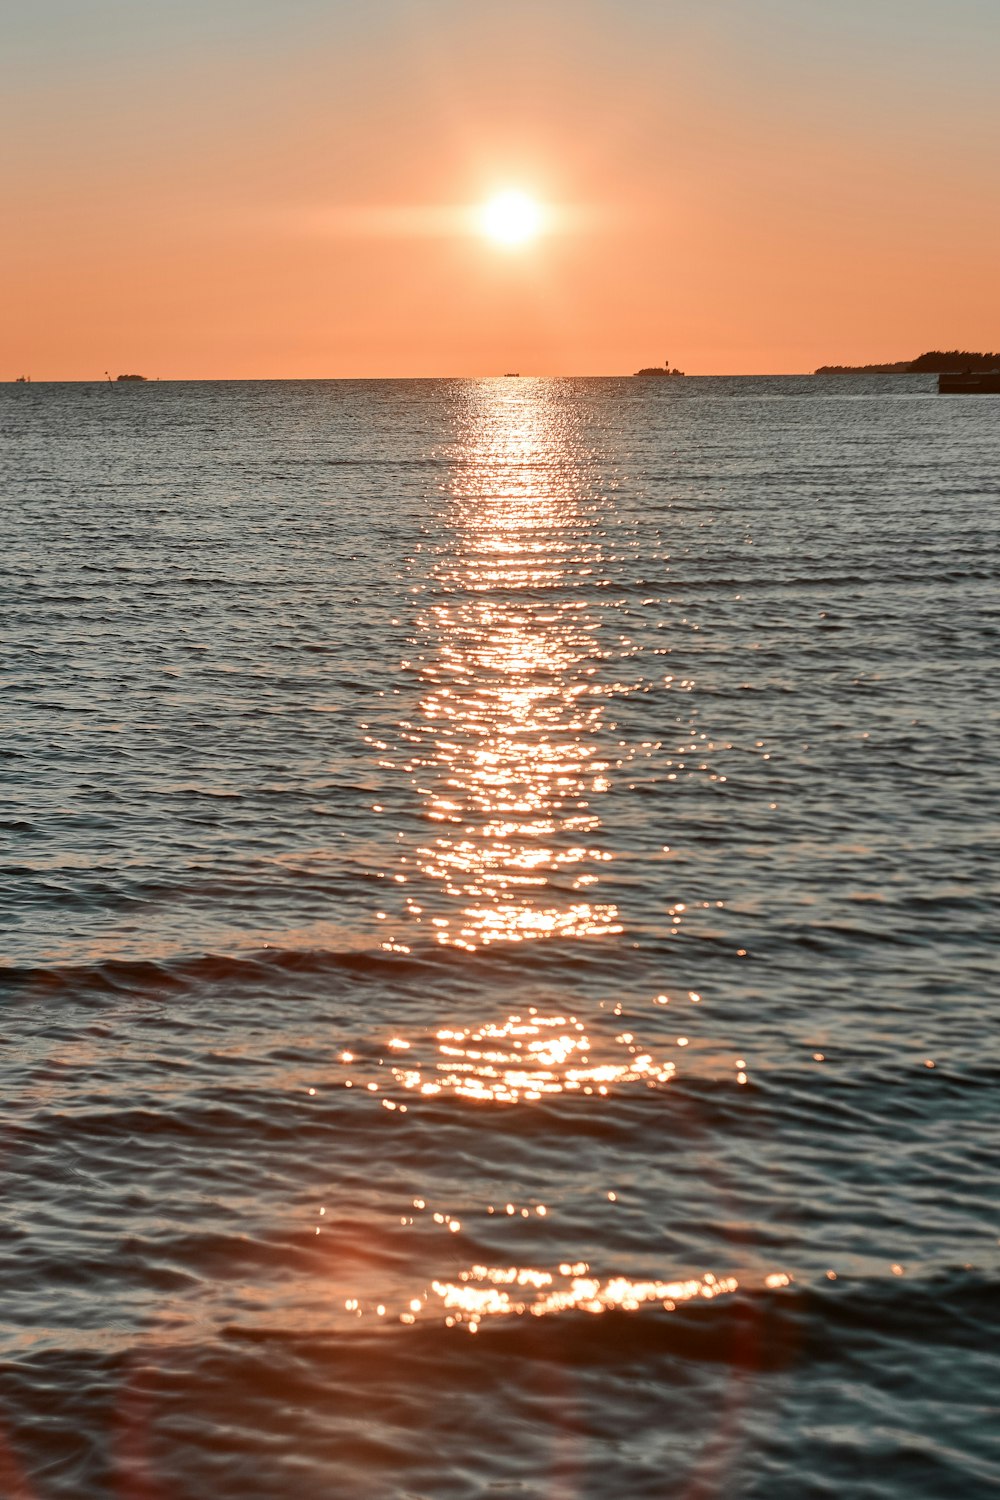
[4,0,999,378]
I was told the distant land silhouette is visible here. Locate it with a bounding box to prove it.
[816,350,1000,374]
[634,359,685,377]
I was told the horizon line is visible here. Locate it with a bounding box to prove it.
[5,370,933,384]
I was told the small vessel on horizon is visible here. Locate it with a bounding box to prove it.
[116,373,147,382]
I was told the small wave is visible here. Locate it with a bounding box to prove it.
[0,928,640,1002]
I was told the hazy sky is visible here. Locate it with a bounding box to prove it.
[4,0,998,377]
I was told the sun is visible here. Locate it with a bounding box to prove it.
[480,191,544,247]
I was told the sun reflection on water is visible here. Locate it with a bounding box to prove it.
[340,1257,767,1331]
[313,386,769,1349]
[396,384,622,949]
[387,1007,676,1104]
[432,1264,743,1325]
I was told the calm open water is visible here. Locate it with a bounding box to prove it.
[1,375,998,1498]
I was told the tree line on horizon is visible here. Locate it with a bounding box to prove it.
[815,350,1000,374]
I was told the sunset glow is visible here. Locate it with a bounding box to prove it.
[3,3,998,376]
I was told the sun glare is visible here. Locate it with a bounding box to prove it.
[480,191,543,247]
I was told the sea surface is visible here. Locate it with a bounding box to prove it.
[1,374,998,1498]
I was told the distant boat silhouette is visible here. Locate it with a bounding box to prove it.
[504,372,520,377]
[116,373,147,382]
[15,375,29,383]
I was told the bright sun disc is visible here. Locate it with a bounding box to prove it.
[481,191,543,246]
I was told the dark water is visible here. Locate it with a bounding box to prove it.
[2,375,998,1498]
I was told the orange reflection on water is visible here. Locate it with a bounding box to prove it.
[389,1008,675,1104]
[403,384,620,948]
[431,1263,742,1323]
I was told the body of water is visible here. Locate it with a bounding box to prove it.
[2,375,998,1497]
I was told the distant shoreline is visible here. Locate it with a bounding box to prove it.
[816,350,1000,375]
